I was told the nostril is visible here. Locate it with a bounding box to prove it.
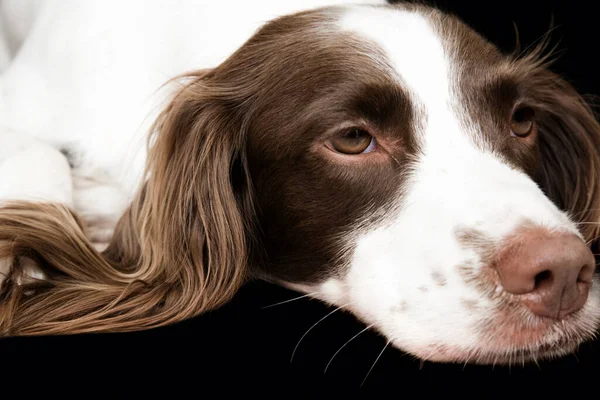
[577,263,595,284]
[577,266,586,283]
[534,270,553,289]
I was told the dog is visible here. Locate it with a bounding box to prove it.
[0,0,599,366]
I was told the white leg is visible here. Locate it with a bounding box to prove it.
[0,129,73,287]
[0,130,73,206]
[72,173,129,252]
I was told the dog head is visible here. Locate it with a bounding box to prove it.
[139,3,600,364]
[144,3,600,363]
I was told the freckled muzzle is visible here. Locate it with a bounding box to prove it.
[457,228,600,364]
[410,225,600,365]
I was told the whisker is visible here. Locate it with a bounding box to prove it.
[290,304,348,364]
[572,352,580,363]
[586,235,600,246]
[462,351,475,371]
[570,208,600,218]
[361,340,390,387]
[324,324,374,374]
[532,353,541,370]
[260,292,318,309]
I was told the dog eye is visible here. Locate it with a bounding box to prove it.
[330,128,375,154]
[510,106,536,137]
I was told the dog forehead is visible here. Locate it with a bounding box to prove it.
[337,6,452,109]
[335,5,511,161]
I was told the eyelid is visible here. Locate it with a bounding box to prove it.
[322,120,371,139]
[511,100,537,115]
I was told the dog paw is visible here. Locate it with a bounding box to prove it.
[88,228,113,252]
[82,216,115,252]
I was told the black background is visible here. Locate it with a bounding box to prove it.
[1,0,599,395]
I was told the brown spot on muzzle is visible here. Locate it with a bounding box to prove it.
[460,298,480,312]
[454,227,499,294]
[431,270,447,287]
[391,300,410,314]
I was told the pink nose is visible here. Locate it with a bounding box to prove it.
[495,232,595,319]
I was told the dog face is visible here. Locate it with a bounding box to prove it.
[208,4,600,364]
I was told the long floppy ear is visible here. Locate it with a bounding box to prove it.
[122,69,256,311]
[0,70,255,335]
[119,69,256,311]
[529,67,600,246]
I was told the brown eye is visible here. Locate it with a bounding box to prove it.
[330,128,375,155]
[510,106,536,137]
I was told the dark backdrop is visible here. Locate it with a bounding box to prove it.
[1,0,598,395]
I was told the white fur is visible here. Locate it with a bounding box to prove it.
[0,130,72,206]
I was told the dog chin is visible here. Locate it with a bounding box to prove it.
[399,322,593,366]
[406,341,580,366]
[400,289,600,365]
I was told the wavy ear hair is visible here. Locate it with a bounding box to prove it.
[0,70,256,335]
[513,43,600,247]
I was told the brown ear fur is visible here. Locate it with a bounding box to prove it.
[0,70,253,335]
[512,47,600,246]
[534,72,600,245]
